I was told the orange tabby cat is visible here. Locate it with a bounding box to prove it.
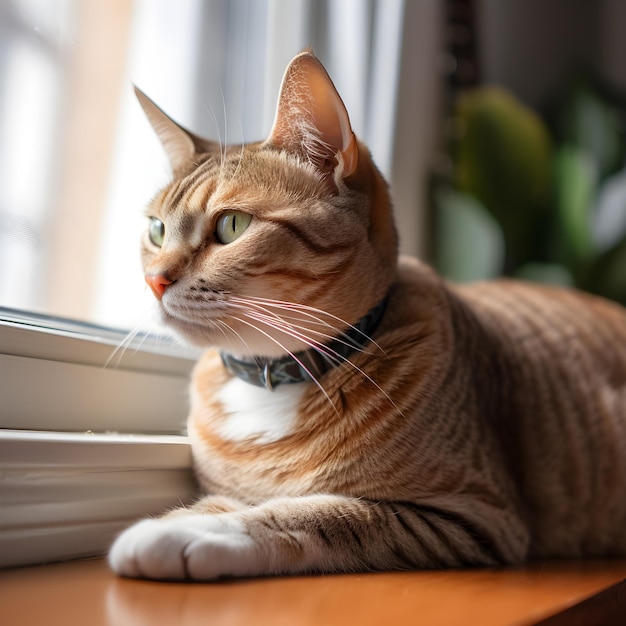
[109,52,626,580]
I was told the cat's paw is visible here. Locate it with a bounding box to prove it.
[108,515,260,580]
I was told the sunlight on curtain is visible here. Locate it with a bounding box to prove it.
[0,0,72,315]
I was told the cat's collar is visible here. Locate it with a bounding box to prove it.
[220,297,388,391]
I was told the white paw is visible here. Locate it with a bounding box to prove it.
[108,515,261,580]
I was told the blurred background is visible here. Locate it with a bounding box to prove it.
[0,0,624,332]
[433,0,626,307]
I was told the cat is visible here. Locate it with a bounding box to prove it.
[109,51,626,580]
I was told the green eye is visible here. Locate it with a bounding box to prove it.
[148,217,165,247]
[216,211,252,244]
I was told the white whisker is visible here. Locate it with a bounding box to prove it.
[219,86,229,179]
[232,303,377,358]
[105,324,144,369]
[230,139,246,182]
[230,297,383,361]
[233,315,338,413]
[241,310,342,364]
[230,311,402,414]
[233,295,387,357]
[202,100,226,173]
[215,318,255,360]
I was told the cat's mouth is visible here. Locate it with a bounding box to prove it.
[158,294,230,341]
[157,293,316,356]
[157,293,279,355]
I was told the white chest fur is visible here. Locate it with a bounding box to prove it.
[216,377,308,444]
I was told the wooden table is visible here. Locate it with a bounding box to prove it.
[1,558,625,625]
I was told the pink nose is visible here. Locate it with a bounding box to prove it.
[145,274,173,300]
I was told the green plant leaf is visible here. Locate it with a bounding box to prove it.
[583,236,626,306]
[554,145,597,266]
[559,83,623,180]
[453,87,553,269]
[591,165,626,253]
[515,262,573,287]
[434,187,504,283]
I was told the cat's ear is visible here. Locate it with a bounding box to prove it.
[134,87,212,172]
[266,52,358,179]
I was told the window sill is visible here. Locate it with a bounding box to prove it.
[0,430,197,568]
[0,308,199,434]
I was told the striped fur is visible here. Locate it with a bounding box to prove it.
[110,53,626,580]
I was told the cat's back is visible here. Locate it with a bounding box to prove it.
[454,278,626,412]
[456,278,626,350]
[451,277,626,557]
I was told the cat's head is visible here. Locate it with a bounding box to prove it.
[138,51,398,359]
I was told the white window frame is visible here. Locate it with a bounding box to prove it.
[0,429,195,568]
[0,310,199,568]
[0,308,197,433]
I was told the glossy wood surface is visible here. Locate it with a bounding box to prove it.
[1,558,626,626]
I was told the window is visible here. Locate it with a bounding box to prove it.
[0,0,443,567]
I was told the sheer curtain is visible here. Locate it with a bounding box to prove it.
[0,1,73,316]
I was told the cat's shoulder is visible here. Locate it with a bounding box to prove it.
[381,256,453,338]
[395,256,447,297]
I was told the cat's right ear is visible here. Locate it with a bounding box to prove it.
[266,52,358,180]
[134,87,199,172]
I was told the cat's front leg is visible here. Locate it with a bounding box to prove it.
[109,494,528,580]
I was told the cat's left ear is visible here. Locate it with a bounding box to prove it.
[134,87,217,172]
[134,87,194,171]
[266,52,358,179]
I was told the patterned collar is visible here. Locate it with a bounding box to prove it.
[220,297,388,391]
